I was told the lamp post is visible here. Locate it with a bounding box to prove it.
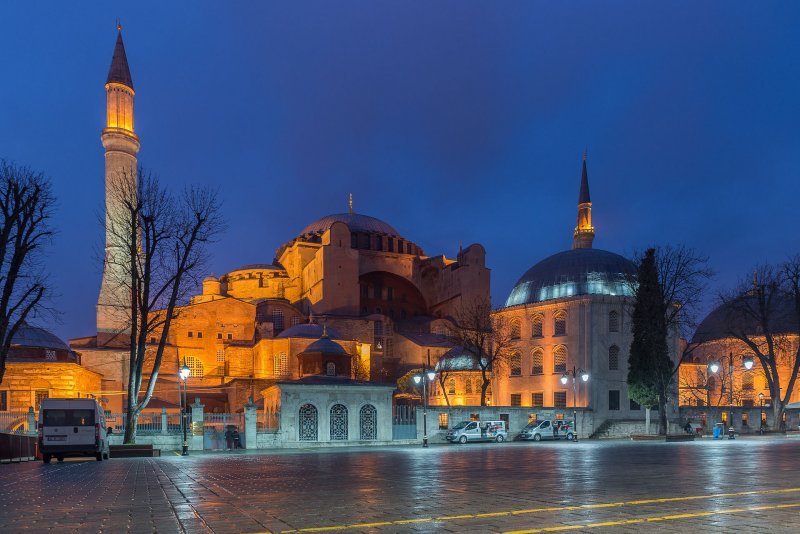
[759,392,765,434]
[179,362,190,456]
[560,366,589,442]
[708,352,753,432]
[413,364,436,448]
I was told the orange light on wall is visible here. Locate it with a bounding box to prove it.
[106,83,134,132]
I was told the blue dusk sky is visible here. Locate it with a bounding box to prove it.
[1,2,798,341]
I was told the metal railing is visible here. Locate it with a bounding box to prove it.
[0,412,30,434]
[106,413,182,435]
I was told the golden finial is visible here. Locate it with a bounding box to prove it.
[348,193,353,214]
[116,18,122,32]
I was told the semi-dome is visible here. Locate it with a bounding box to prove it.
[435,347,488,372]
[505,248,636,307]
[11,323,71,352]
[276,323,343,340]
[692,294,798,344]
[299,213,401,238]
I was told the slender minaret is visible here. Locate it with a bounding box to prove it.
[572,150,595,249]
[97,24,140,346]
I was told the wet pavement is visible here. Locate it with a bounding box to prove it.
[1,437,800,533]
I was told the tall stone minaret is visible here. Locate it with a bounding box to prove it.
[97,25,140,346]
[572,151,595,249]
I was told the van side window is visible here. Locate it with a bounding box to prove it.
[541,421,550,428]
[466,422,477,430]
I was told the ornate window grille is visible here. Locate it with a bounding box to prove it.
[330,404,348,440]
[510,319,521,340]
[186,356,204,378]
[359,404,377,440]
[531,314,544,337]
[554,311,567,336]
[608,345,619,370]
[609,311,619,332]
[299,403,318,441]
[510,352,521,376]
[553,345,567,373]
[531,348,544,375]
[272,309,284,334]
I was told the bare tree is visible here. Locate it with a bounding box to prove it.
[449,298,514,406]
[104,168,223,443]
[717,261,800,431]
[0,161,55,385]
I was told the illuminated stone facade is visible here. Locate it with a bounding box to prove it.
[491,158,680,422]
[72,29,490,414]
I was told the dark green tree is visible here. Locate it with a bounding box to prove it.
[628,248,673,434]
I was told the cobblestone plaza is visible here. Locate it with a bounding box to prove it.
[2,437,800,533]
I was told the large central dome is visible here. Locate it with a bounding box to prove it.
[505,248,636,307]
[299,213,401,238]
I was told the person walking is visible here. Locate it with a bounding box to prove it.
[232,428,241,449]
[225,427,233,450]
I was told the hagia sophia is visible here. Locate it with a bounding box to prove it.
[2,28,798,435]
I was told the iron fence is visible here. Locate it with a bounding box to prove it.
[392,405,417,440]
[106,413,182,435]
[0,412,30,434]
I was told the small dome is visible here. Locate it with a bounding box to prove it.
[506,248,636,306]
[693,294,798,344]
[435,347,488,372]
[302,335,348,355]
[11,323,70,352]
[299,213,401,238]
[276,323,343,340]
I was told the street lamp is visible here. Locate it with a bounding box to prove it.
[759,392,765,435]
[179,362,190,456]
[708,352,754,432]
[560,366,589,442]
[413,365,436,448]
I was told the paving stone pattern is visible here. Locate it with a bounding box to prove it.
[1,437,800,533]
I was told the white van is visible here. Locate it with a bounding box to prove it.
[38,398,111,463]
[446,420,508,443]
[518,419,575,441]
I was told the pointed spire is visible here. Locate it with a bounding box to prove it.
[578,149,590,205]
[107,23,134,89]
[348,193,353,214]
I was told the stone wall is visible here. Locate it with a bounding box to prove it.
[2,363,102,412]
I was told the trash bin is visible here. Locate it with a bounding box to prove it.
[713,422,725,439]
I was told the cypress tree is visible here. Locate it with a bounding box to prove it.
[628,248,673,434]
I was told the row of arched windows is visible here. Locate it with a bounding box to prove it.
[506,346,568,376]
[298,403,378,441]
[509,310,621,340]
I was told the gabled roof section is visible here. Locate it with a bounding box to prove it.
[107,30,133,89]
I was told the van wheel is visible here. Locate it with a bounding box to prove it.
[96,453,103,461]
[458,435,467,444]
[42,454,51,464]
[495,435,505,443]
[567,432,574,441]
[533,434,541,442]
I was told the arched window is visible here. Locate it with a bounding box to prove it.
[465,378,473,394]
[510,352,521,376]
[742,373,754,391]
[553,345,567,373]
[326,361,336,376]
[531,314,544,338]
[554,311,567,336]
[448,378,456,395]
[359,404,377,440]
[299,404,318,441]
[531,347,544,375]
[272,309,284,334]
[609,311,619,333]
[608,345,620,370]
[510,319,521,340]
[185,356,204,378]
[330,404,348,440]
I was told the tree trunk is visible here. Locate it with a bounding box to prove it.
[645,407,651,434]
[773,400,785,432]
[658,395,668,435]
[123,407,139,444]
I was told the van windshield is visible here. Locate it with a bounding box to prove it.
[451,421,469,430]
[43,409,95,426]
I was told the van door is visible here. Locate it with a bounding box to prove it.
[465,421,479,439]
